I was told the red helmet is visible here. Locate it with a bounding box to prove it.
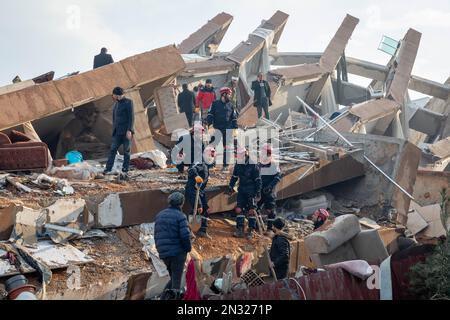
[314,209,330,221]
[220,87,232,96]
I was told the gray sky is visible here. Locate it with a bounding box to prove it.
[1,0,449,98]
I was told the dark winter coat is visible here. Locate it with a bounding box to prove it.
[207,99,238,130]
[229,159,262,196]
[112,98,135,136]
[177,90,196,115]
[270,234,291,270]
[154,206,192,259]
[93,52,114,69]
[251,80,272,108]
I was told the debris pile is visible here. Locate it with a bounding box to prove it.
[0,9,449,300]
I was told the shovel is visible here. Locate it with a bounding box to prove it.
[189,184,202,233]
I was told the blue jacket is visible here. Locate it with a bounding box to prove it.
[112,97,135,136]
[154,206,192,259]
[207,99,238,130]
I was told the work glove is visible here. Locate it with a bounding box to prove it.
[195,176,204,184]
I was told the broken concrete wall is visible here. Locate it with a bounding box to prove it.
[178,12,233,56]
[318,132,421,224]
[413,170,450,206]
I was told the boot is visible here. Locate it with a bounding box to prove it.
[247,216,257,239]
[265,212,276,236]
[196,217,211,238]
[234,215,245,238]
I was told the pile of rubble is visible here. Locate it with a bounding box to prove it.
[0,10,449,300]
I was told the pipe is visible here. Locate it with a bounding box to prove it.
[296,96,415,200]
[303,110,350,140]
[44,223,84,236]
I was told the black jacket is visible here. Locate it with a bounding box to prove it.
[270,234,290,269]
[186,162,209,192]
[112,98,135,136]
[154,206,192,259]
[259,162,282,193]
[229,158,262,196]
[177,90,196,115]
[207,99,238,130]
[251,80,272,107]
[93,53,114,69]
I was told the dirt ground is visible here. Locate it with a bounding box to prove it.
[193,218,272,260]
[26,230,153,295]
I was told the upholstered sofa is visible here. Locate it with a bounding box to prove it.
[0,131,49,172]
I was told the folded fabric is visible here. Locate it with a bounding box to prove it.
[184,259,201,301]
[324,260,374,280]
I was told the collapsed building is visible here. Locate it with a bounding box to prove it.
[0,10,449,300]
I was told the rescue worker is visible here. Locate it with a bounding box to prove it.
[251,72,272,120]
[173,122,206,174]
[311,208,330,230]
[207,87,238,171]
[93,47,114,69]
[185,160,211,238]
[228,147,262,239]
[258,143,281,234]
[196,79,216,122]
[154,192,192,300]
[269,218,291,280]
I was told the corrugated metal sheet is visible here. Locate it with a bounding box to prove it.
[220,268,380,300]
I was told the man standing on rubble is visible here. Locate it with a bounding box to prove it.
[93,47,114,69]
[251,72,272,120]
[177,84,196,127]
[228,147,262,239]
[155,192,192,300]
[196,79,216,122]
[207,87,238,171]
[258,143,282,235]
[185,159,212,238]
[228,76,240,112]
[269,218,291,280]
[104,87,134,176]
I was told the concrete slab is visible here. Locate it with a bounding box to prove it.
[178,12,233,55]
[407,210,429,235]
[413,170,450,206]
[387,29,422,105]
[0,46,185,131]
[319,132,421,224]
